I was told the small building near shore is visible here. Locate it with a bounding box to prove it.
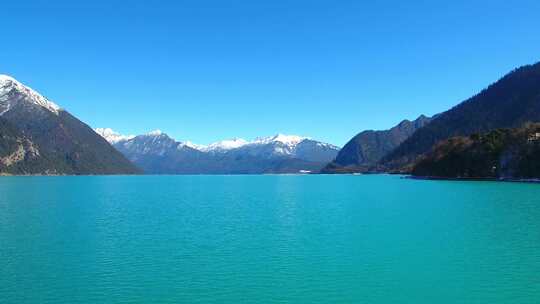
[528,132,540,142]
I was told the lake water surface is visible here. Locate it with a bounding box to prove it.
[1,175,539,303]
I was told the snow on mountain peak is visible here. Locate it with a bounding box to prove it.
[0,75,16,82]
[94,128,135,144]
[202,138,249,151]
[147,129,164,136]
[94,127,338,159]
[253,134,307,146]
[178,141,206,150]
[0,74,61,115]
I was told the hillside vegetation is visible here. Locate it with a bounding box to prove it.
[412,123,540,179]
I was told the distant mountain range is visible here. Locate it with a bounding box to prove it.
[96,129,340,174]
[322,115,431,173]
[0,75,139,175]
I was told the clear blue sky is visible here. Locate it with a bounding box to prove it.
[2,0,540,146]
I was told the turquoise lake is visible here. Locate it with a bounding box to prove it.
[1,175,539,303]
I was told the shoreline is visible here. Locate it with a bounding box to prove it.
[1,172,540,183]
[407,175,540,184]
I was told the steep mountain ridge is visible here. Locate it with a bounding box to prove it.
[0,75,140,175]
[322,115,431,173]
[381,62,540,170]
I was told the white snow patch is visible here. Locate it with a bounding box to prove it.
[147,129,164,136]
[252,134,308,146]
[202,138,249,152]
[94,128,135,144]
[0,74,61,115]
[178,141,206,151]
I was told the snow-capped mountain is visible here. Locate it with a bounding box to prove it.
[201,138,249,152]
[95,128,135,144]
[218,134,339,163]
[96,128,340,174]
[252,134,306,146]
[0,74,61,115]
[0,75,139,174]
[115,130,198,156]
